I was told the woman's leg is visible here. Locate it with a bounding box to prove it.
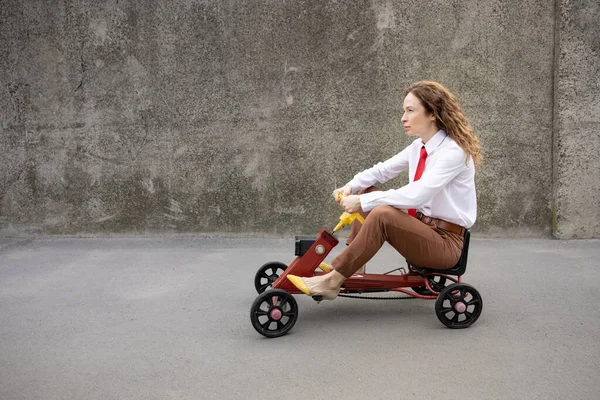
[345,186,382,273]
[332,205,462,278]
[291,205,463,297]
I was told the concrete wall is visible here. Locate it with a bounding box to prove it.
[553,0,600,238]
[0,0,597,237]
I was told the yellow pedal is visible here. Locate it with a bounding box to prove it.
[318,262,332,273]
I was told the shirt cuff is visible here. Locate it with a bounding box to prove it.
[346,180,361,194]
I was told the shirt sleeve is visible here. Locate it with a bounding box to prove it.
[346,146,410,193]
[359,146,467,212]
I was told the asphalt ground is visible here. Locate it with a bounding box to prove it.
[1,235,599,400]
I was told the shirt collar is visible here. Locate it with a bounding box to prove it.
[422,129,447,154]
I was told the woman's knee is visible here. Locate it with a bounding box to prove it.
[367,205,398,221]
[366,206,413,230]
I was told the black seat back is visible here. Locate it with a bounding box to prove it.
[453,229,470,275]
[408,229,470,276]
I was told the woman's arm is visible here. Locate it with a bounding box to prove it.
[358,146,467,211]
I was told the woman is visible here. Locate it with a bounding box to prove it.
[288,81,482,300]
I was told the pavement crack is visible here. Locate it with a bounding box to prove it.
[75,59,86,92]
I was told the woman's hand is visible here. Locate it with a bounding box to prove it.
[332,185,352,203]
[340,195,363,213]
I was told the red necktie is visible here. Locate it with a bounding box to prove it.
[408,146,427,217]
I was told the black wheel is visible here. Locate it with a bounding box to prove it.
[412,275,447,296]
[254,262,287,294]
[250,290,298,338]
[435,283,482,329]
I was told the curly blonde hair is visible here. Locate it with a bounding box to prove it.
[405,81,482,167]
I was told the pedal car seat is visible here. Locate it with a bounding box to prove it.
[407,229,471,276]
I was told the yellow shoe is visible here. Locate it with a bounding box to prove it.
[317,262,332,273]
[287,275,340,301]
[287,275,311,295]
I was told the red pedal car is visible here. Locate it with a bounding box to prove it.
[250,226,483,338]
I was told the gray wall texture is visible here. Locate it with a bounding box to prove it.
[0,0,598,238]
[553,0,600,238]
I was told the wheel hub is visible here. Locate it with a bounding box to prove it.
[270,308,282,320]
[454,301,467,313]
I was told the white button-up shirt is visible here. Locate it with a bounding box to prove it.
[347,130,477,228]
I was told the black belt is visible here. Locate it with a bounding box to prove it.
[415,212,466,235]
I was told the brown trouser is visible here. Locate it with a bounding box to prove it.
[331,188,464,278]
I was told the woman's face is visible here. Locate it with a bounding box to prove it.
[401,92,436,137]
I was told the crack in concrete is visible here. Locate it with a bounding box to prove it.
[75,58,86,92]
[74,27,88,92]
[79,147,123,165]
[6,83,23,126]
[3,83,29,197]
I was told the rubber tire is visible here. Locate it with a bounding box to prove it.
[254,262,287,294]
[250,289,298,338]
[435,283,483,329]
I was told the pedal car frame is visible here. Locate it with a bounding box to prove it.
[250,227,482,338]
